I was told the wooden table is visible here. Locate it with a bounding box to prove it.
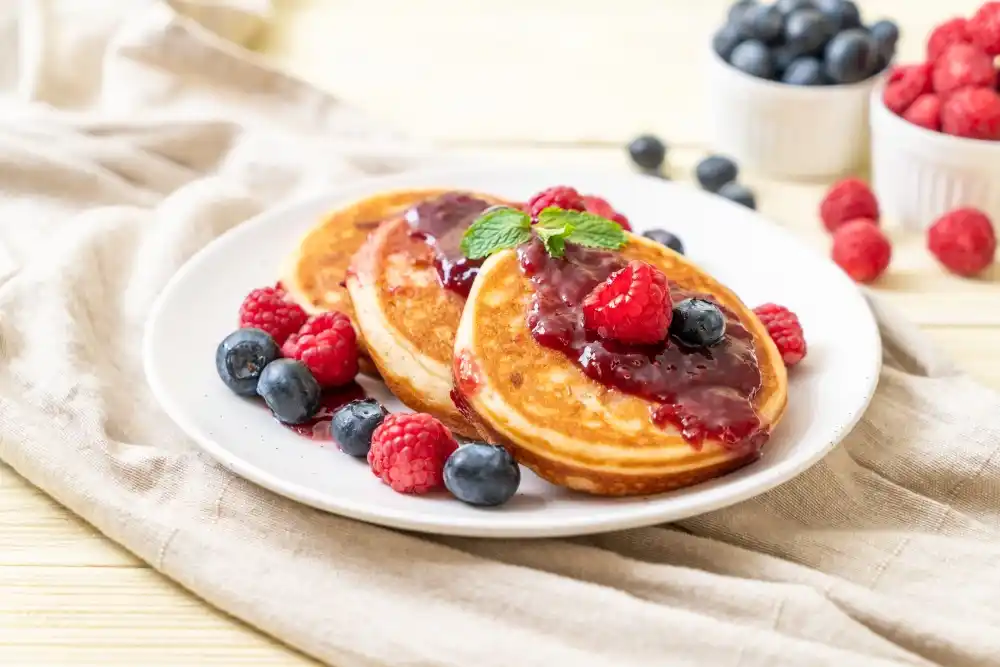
[1,0,996,664]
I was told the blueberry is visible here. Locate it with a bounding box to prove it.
[729,40,775,79]
[775,0,815,14]
[443,443,521,507]
[215,328,280,397]
[868,19,899,62]
[627,134,667,171]
[824,28,878,84]
[738,4,784,43]
[643,229,684,254]
[256,359,321,425]
[670,299,727,348]
[712,24,745,61]
[784,9,836,56]
[814,0,861,31]
[782,57,828,85]
[772,44,806,75]
[331,399,387,457]
[727,0,757,27]
[718,182,757,209]
[695,155,739,193]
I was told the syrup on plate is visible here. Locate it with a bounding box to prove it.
[281,382,368,441]
[517,239,765,450]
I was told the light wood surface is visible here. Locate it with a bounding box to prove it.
[2,1,997,664]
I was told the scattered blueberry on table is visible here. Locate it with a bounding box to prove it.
[331,398,388,456]
[695,155,739,193]
[257,358,322,425]
[444,443,521,507]
[718,182,757,209]
[713,0,897,85]
[627,134,667,172]
[215,328,280,397]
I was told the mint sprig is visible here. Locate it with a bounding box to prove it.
[460,205,628,260]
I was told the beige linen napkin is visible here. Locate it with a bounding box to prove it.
[2,2,999,666]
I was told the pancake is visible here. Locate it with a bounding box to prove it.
[453,232,788,497]
[346,190,511,437]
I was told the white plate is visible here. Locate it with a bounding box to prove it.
[144,166,881,538]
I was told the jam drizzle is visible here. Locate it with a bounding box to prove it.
[517,239,765,450]
[282,382,368,441]
[405,193,493,298]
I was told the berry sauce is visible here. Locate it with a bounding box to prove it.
[405,192,493,298]
[283,382,367,441]
[517,239,765,450]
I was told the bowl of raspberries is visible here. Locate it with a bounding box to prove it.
[709,0,898,178]
[871,3,1000,231]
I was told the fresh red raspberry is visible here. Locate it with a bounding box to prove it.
[927,208,996,276]
[281,312,359,387]
[941,87,1000,139]
[526,186,585,221]
[238,286,307,345]
[367,413,458,494]
[969,2,1000,56]
[582,260,671,344]
[819,178,880,233]
[932,44,997,96]
[753,303,807,367]
[831,221,892,283]
[883,63,934,116]
[927,18,972,61]
[902,93,943,131]
[582,195,632,231]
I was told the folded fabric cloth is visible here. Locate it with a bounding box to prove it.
[1,2,999,666]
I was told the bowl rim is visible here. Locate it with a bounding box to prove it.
[869,79,1000,154]
[708,46,884,96]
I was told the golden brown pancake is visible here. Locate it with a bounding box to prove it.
[453,233,788,497]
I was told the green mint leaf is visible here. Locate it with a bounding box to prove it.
[536,223,571,258]
[460,206,532,259]
[534,208,628,255]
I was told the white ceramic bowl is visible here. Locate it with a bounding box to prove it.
[870,83,1000,232]
[706,49,880,179]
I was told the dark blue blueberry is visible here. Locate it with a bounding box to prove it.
[215,328,280,397]
[712,24,745,61]
[784,9,836,56]
[643,229,684,254]
[814,0,861,31]
[782,57,828,85]
[727,0,758,27]
[775,0,815,14]
[718,182,757,209]
[868,19,899,62]
[695,155,739,193]
[739,5,784,44]
[256,359,321,425]
[772,43,807,75]
[729,40,775,79]
[671,299,727,348]
[824,28,878,84]
[443,443,520,507]
[627,134,667,171]
[331,399,387,457]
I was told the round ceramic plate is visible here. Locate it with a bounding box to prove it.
[144,166,881,538]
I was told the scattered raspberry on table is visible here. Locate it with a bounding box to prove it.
[927,208,997,277]
[753,303,807,367]
[582,260,671,345]
[238,286,308,345]
[831,220,892,284]
[819,178,880,233]
[281,311,359,387]
[368,413,459,494]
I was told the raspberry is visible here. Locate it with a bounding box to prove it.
[526,186,585,221]
[902,93,943,131]
[831,221,892,283]
[753,303,807,367]
[819,178,880,233]
[367,413,458,494]
[927,17,972,61]
[932,44,997,96]
[927,208,996,276]
[883,63,934,116]
[281,312,359,387]
[581,195,632,231]
[582,260,671,344]
[969,2,1000,56]
[941,87,1000,139]
[238,286,307,345]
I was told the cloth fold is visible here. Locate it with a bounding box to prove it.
[2,2,999,666]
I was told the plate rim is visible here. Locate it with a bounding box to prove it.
[143,165,882,538]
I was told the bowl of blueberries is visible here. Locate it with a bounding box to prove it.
[709,0,899,178]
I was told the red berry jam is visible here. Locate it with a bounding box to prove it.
[283,382,367,440]
[517,239,765,450]
[405,193,492,298]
